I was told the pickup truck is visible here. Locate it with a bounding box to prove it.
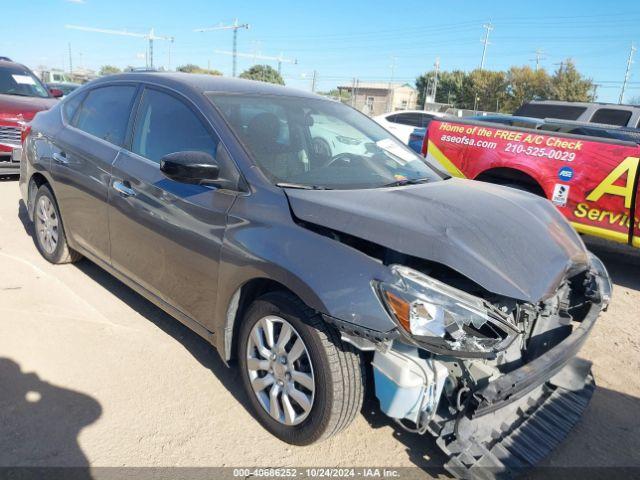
[421,117,640,248]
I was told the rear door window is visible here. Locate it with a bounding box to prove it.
[390,113,422,127]
[589,108,632,127]
[131,88,219,164]
[73,85,136,146]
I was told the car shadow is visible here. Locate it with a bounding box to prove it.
[361,394,449,477]
[362,381,640,479]
[584,237,640,292]
[0,357,101,477]
[17,200,251,413]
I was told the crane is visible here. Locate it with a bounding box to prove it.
[194,19,249,77]
[214,50,297,75]
[65,24,174,70]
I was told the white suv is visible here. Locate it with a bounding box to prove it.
[374,110,444,143]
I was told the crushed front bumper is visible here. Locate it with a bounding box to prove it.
[434,285,603,479]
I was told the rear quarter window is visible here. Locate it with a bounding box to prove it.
[514,104,587,120]
[61,91,86,124]
[589,108,632,127]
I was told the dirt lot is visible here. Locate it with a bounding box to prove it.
[0,177,639,478]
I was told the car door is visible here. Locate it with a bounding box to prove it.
[51,84,137,261]
[108,86,238,329]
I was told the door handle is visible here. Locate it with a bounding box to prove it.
[113,180,137,198]
[52,152,69,165]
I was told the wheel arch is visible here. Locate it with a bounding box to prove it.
[474,167,546,197]
[221,277,308,364]
[26,171,54,221]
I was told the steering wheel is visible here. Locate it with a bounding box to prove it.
[325,152,360,168]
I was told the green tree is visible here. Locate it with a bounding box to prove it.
[416,70,466,107]
[239,65,285,85]
[99,65,121,76]
[176,64,222,75]
[503,66,552,112]
[550,59,595,102]
[462,69,507,111]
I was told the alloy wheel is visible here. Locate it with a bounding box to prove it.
[246,315,315,426]
[35,195,59,255]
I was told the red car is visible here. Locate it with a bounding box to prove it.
[423,117,640,249]
[0,57,61,176]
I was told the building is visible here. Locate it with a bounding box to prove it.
[337,82,418,116]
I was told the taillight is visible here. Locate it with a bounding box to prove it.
[420,127,429,156]
[21,124,31,145]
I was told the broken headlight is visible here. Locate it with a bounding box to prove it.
[378,265,519,358]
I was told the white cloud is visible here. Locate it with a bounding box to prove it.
[65,0,86,4]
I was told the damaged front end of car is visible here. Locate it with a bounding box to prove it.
[363,253,611,479]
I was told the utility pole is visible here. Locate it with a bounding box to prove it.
[431,57,440,102]
[531,49,546,71]
[68,42,72,73]
[311,70,318,93]
[619,43,637,104]
[387,56,397,112]
[65,25,173,70]
[167,37,174,71]
[479,22,493,70]
[423,57,440,110]
[195,19,250,77]
[351,78,356,107]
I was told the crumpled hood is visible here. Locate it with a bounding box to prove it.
[0,94,57,121]
[285,178,589,303]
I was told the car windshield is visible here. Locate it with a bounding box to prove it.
[207,93,442,189]
[0,66,50,98]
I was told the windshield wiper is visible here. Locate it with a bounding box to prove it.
[381,177,431,188]
[276,182,333,190]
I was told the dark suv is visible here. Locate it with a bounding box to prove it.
[20,73,611,477]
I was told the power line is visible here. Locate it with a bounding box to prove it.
[65,24,173,69]
[214,50,297,74]
[195,19,249,77]
[619,43,637,104]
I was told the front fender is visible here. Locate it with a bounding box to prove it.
[214,187,397,358]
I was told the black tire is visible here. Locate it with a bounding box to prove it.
[237,291,364,445]
[502,182,543,196]
[33,184,82,264]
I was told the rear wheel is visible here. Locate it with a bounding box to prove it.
[237,291,364,445]
[33,185,82,264]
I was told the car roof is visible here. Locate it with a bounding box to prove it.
[470,115,544,124]
[0,59,32,71]
[525,99,639,110]
[89,72,322,100]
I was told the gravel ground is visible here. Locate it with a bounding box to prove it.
[0,177,639,478]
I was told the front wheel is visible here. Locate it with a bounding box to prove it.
[237,291,365,445]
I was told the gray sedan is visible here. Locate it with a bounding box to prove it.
[19,73,611,478]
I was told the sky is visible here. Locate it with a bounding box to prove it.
[3,0,640,104]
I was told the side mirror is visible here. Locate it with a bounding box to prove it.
[49,88,64,98]
[160,151,219,185]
